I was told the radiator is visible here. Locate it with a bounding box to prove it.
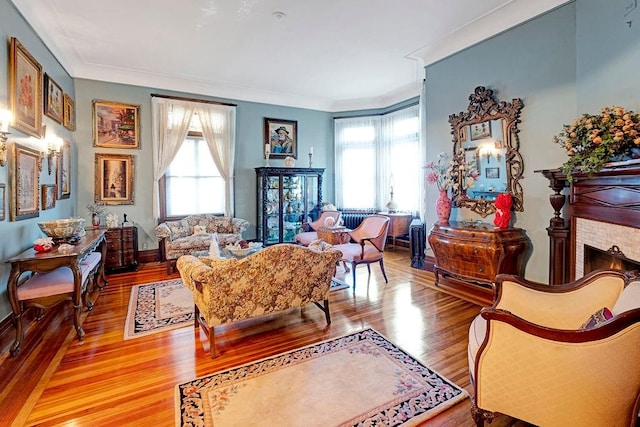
[338,209,377,229]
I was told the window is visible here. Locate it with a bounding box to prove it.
[335,104,421,212]
[163,135,224,217]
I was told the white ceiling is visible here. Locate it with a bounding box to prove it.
[12,0,568,112]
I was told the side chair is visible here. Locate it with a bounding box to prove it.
[332,215,390,289]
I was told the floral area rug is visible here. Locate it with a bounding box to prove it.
[175,328,468,426]
[125,278,349,340]
[123,279,194,340]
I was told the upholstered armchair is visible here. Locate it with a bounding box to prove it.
[295,210,341,246]
[468,269,640,427]
[333,215,390,289]
[177,244,342,357]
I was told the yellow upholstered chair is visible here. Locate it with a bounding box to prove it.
[468,269,640,427]
[332,215,389,289]
[295,210,341,246]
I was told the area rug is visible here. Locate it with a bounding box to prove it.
[175,328,468,426]
[124,279,194,340]
[125,278,349,339]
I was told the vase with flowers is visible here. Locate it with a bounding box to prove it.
[426,152,454,224]
[87,203,106,228]
[553,106,640,182]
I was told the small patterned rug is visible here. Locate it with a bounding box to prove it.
[123,279,193,340]
[175,328,468,426]
[124,278,350,339]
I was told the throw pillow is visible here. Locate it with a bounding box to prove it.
[580,307,613,329]
[209,233,221,259]
[193,225,207,235]
[613,281,640,315]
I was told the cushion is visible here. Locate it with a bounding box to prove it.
[580,307,613,329]
[612,281,640,315]
[209,233,221,258]
[193,225,207,235]
[467,314,486,384]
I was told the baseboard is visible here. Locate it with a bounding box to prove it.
[138,248,161,264]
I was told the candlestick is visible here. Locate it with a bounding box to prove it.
[265,143,271,167]
[308,153,313,168]
[309,146,313,155]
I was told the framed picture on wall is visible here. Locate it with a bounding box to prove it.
[93,100,140,148]
[44,74,64,124]
[94,153,135,205]
[486,167,500,179]
[470,121,491,141]
[10,143,41,221]
[57,140,71,199]
[41,184,57,210]
[0,184,5,221]
[9,37,43,138]
[63,93,76,131]
[264,118,297,159]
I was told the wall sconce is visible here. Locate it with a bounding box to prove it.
[0,108,13,167]
[45,136,63,175]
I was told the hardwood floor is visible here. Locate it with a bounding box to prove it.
[0,248,520,426]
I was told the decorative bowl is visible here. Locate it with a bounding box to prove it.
[38,218,86,241]
[226,242,263,257]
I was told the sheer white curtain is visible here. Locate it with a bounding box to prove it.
[151,98,193,219]
[196,104,236,216]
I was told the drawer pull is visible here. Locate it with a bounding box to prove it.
[472,248,479,255]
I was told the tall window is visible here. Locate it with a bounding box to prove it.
[335,104,420,212]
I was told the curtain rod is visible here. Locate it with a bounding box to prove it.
[151,93,237,107]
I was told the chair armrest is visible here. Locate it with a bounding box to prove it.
[231,218,249,234]
[493,269,631,329]
[154,223,173,240]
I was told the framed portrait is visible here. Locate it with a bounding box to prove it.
[63,93,76,131]
[57,140,71,199]
[10,144,41,221]
[9,37,43,138]
[0,184,5,221]
[41,184,57,210]
[470,121,491,141]
[44,74,64,124]
[486,167,500,179]
[93,100,140,148]
[94,153,135,205]
[264,118,297,158]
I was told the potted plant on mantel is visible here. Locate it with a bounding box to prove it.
[553,106,640,182]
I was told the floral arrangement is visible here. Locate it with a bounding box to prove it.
[453,148,480,191]
[426,152,454,191]
[87,203,106,215]
[34,237,54,252]
[553,106,640,180]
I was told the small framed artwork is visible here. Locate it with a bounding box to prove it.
[470,121,491,141]
[63,93,76,131]
[264,118,297,158]
[94,153,135,205]
[458,126,467,143]
[44,74,64,124]
[9,37,43,138]
[486,167,500,179]
[10,144,41,221]
[57,140,71,199]
[93,100,140,148]
[0,184,5,221]
[41,184,57,210]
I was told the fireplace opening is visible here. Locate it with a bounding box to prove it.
[584,245,640,275]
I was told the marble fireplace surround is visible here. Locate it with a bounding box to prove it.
[538,165,640,285]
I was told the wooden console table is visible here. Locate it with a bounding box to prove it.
[379,212,412,249]
[428,221,531,305]
[6,229,107,356]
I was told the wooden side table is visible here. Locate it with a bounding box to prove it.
[105,226,138,272]
[317,227,351,245]
[379,213,413,249]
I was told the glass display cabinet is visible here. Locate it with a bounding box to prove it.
[256,167,324,245]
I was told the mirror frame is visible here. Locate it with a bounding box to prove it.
[448,86,524,217]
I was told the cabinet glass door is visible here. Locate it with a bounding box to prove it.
[265,176,280,245]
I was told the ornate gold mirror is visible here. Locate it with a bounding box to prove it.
[448,86,524,217]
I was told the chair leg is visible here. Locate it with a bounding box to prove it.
[313,299,331,325]
[379,259,388,283]
[193,304,200,328]
[209,326,216,358]
[471,403,494,427]
[352,262,357,289]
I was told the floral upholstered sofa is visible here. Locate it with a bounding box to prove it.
[176,243,342,357]
[155,214,249,273]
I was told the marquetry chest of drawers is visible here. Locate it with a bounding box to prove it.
[428,221,531,288]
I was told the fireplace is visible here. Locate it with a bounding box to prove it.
[538,165,640,284]
[584,244,640,275]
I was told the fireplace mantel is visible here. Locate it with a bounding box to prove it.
[537,165,640,284]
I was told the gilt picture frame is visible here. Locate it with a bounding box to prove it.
[11,144,41,221]
[44,74,64,124]
[63,93,76,131]
[93,100,140,148]
[41,184,57,210]
[264,118,297,159]
[57,140,71,199]
[94,153,135,205]
[470,121,492,141]
[0,184,6,221]
[9,37,43,138]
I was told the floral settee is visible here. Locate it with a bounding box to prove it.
[176,243,342,357]
[155,214,249,273]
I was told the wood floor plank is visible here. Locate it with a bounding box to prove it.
[1,250,524,426]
